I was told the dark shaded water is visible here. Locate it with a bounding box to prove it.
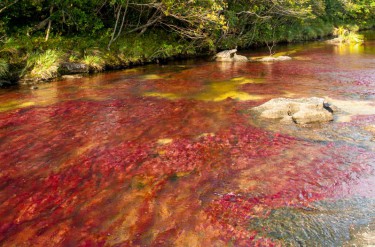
[0,35,375,246]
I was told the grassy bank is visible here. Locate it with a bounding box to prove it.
[0,31,207,86]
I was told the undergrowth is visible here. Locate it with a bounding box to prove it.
[0,59,9,78]
[24,50,61,81]
[333,26,364,44]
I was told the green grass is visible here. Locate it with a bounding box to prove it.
[83,55,105,72]
[24,50,61,81]
[0,59,9,78]
[0,30,204,83]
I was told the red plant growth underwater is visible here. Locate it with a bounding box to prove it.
[1,42,375,246]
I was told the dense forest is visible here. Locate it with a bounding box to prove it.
[0,0,374,84]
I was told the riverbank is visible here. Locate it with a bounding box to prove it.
[0,31,210,87]
[0,27,373,87]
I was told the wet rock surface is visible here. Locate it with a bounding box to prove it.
[61,74,84,80]
[59,62,89,74]
[256,56,292,62]
[251,97,334,125]
[215,49,248,62]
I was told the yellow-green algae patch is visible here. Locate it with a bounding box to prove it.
[191,77,265,101]
[198,90,264,102]
[157,138,173,145]
[197,133,215,138]
[294,56,312,61]
[273,49,300,57]
[230,77,264,85]
[143,76,266,102]
[0,101,36,112]
[144,92,180,100]
[140,74,164,80]
[123,68,140,73]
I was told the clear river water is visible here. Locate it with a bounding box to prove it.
[0,33,375,246]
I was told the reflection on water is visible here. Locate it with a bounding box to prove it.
[0,33,375,246]
[333,43,365,55]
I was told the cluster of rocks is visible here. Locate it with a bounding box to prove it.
[215,49,292,63]
[251,97,334,125]
[214,49,248,62]
[256,56,292,62]
[59,62,89,75]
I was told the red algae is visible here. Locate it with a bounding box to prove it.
[1,40,375,246]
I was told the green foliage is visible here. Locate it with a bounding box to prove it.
[0,59,9,78]
[83,55,105,72]
[1,0,374,50]
[24,50,61,80]
[334,26,364,43]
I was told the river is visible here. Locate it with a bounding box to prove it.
[0,33,375,246]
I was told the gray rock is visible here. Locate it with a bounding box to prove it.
[233,54,249,62]
[257,56,292,62]
[61,74,84,80]
[215,49,248,62]
[59,62,88,75]
[251,97,334,124]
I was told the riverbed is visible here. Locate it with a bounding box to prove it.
[0,34,375,246]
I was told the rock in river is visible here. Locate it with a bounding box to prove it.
[215,49,248,62]
[251,97,334,124]
[59,62,89,75]
[257,56,292,62]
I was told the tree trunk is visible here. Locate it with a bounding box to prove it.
[45,6,54,42]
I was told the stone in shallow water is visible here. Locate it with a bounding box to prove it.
[251,97,334,124]
[59,62,88,74]
[215,49,248,62]
[257,56,292,62]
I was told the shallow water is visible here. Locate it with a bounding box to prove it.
[0,35,375,246]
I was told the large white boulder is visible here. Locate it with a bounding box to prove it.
[251,97,334,124]
[215,49,248,62]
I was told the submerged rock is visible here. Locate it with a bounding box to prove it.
[251,97,334,124]
[215,49,248,62]
[256,56,292,62]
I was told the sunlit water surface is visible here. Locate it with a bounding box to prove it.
[1,34,375,246]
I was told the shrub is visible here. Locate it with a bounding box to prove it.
[345,32,364,44]
[83,55,105,72]
[333,26,364,44]
[0,59,9,78]
[24,50,61,81]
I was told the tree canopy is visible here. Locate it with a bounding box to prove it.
[1,0,374,47]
